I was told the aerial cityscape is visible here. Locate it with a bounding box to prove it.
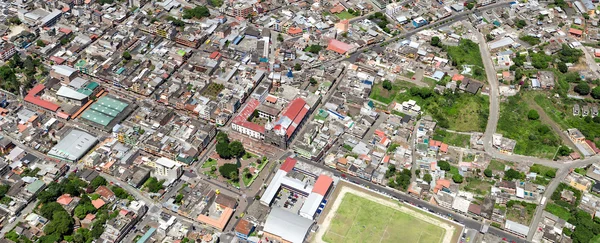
[1,0,600,243]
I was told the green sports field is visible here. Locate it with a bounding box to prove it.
[322,193,447,243]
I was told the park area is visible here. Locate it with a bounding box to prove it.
[444,39,486,81]
[498,94,561,159]
[316,183,458,243]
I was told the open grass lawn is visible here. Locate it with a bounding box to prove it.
[445,39,486,81]
[370,80,403,104]
[432,129,471,147]
[423,77,438,87]
[460,178,494,196]
[201,158,217,168]
[323,193,446,243]
[396,88,489,132]
[487,160,507,171]
[529,164,557,177]
[335,11,355,20]
[498,95,561,159]
[545,203,571,221]
[403,71,416,78]
[534,93,600,146]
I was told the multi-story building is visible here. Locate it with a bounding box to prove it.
[264,98,311,149]
[231,3,254,18]
[0,42,16,61]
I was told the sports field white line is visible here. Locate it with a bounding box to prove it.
[314,185,456,243]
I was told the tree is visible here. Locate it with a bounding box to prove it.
[219,163,239,180]
[574,83,591,95]
[431,36,441,47]
[309,78,317,85]
[592,86,600,99]
[415,169,421,177]
[558,62,568,73]
[382,80,393,91]
[452,174,463,183]
[277,33,283,42]
[174,194,184,204]
[546,170,556,178]
[182,6,210,19]
[438,161,451,171]
[385,164,396,179]
[423,173,432,183]
[90,176,107,190]
[484,168,493,177]
[515,19,527,29]
[466,2,475,9]
[144,177,164,193]
[583,13,590,20]
[527,110,540,120]
[558,146,573,156]
[36,39,46,47]
[122,51,132,60]
[229,141,246,158]
[504,168,524,180]
[486,34,494,41]
[294,63,302,71]
[565,72,581,83]
[216,132,229,144]
[216,142,232,159]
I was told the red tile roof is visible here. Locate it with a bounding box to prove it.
[95,186,114,199]
[312,175,333,196]
[235,219,253,235]
[209,51,221,59]
[330,4,345,14]
[280,157,297,172]
[440,143,449,153]
[49,56,65,64]
[586,140,600,154]
[91,199,105,209]
[569,28,583,36]
[327,39,352,54]
[25,84,60,111]
[57,194,73,205]
[287,27,303,35]
[452,74,464,81]
[232,99,265,133]
[280,98,309,138]
[265,95,278,103]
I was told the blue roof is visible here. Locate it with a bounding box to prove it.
[286,69,293,77]
[233,36,244,45]
[260,57,269,63]
[361,80,373,85]
[137,228,156,243]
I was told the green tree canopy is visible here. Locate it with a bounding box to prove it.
[574,83,591,95]
[527,110,540,120]
[182,6,210,19]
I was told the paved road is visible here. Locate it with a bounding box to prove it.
[527,168,568,240]
[292,156,528,243]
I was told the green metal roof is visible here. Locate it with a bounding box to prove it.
[77,88,93,96]
[81,109,113,126]
[96,96,128,112]
[86,82,99,90]
[90,103,120,117]
[26,180,45,193]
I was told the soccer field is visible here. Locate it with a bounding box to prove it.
[322,193,447,243]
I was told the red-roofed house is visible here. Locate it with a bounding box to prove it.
[330,4,345,14]
[91,199,106,209]
[24,84,61,112]
[326,39,353,55]
[95,186,115,201]
[287,27,303,36]
[440,143,449,153]
[231,99,266,139]
[434,179,451,193]
[265,97,311,148]
[452,74,465,81]
[569,28,583,37]
[57,194,74,205]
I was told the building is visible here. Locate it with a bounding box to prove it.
[235,219,257,243]
[504,220,529,238]
[40,9,62,27]
[231,99,265,140]
[24,84,61,113]
[196,193,236,231]
[262,207,313,243]
[568,128,586,143]
[537,71,555,89]
[412,17,428,28]
[51,65,79,83]
[231,3,254,18]
[299,175,333,219]
[386,2,403,16]
[0,42,16,61]
[80,96,131,130]
[264,98,311,149]
[153,157,183,177]
[326,39,353,55]
[48,129,98,161]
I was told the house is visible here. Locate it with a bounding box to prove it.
[568,128,586,143]
[560,190,575,203]
[96,186,115,202]
[235,219,257,243]
[537,71,555,89]
[412,17,428,28]
[574,104,580,116]
[497,181,516,195]
[569,28,583,37]
[459,78,483,94]
[566,173,592,191]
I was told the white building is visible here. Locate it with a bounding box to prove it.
[386,2,403,17]
[153,157,182,177]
